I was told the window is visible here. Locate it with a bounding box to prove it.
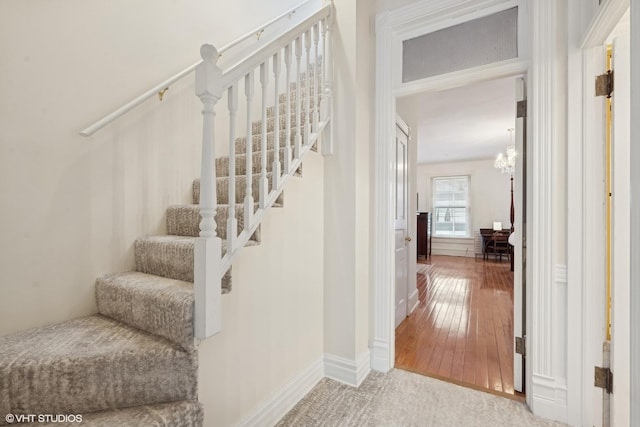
[432,176,470,237]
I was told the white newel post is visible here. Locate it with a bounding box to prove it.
[194,44,223,339]
[321,10,334,156]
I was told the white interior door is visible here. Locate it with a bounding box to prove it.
[395,122,409,328]
[610,31,630,427]
[513,77,526,393]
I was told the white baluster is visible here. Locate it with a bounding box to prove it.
[284,44,292,174]
[272,52,281,190]
[313,23,320,132]
[194,44,223,339]
[321,13,334,156]
[227,84,238,253]
[304,29,312,146]
[259,61,269,209]
[294,36,303,160]
[320,18,326,121]
[244,71,254,230]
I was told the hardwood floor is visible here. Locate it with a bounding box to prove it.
[395,255,518,398]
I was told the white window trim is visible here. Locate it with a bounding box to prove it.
[431,175,471,238]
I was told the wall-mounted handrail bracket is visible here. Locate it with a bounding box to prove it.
[158,87,169,101]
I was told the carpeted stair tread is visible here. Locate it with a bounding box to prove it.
[0,315,197,424]
[18,400,203,427]
[235,130,297,155]
[194,172,284,206]
[96,271,195,352]
[134,235,254,293]
[234,130,318,155]
[216,148,303,177]
[252,111,316,135]
[135,236,196,283]
[165,204,263,241]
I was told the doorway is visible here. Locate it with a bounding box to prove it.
[393,76,524,399]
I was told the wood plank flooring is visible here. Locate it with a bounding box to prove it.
[395,255,517,397]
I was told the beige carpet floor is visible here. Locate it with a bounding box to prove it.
[277,369,567,427]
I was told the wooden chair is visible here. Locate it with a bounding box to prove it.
[490,232,510,262]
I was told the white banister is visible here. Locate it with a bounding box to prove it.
[192,3,332,340]
[272,52,282,191]
[194,44,224,339]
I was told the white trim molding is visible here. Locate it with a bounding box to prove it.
[580,0,630,48]
[531,374,569,422]
[529,266,569,422]
[324,350,371,387]
[236,357,324,427]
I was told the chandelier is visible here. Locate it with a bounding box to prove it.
[494,128,516,175]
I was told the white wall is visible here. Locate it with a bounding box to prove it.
[416,159,512,257]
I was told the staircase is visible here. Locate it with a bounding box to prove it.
[0,9,332,423]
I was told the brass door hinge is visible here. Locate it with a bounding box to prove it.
[595,70,614,98]
[515,336,526,356]
[594,366,613,394]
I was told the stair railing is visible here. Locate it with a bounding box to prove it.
[194,3,333,338]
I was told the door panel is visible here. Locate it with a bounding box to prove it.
[395,123,409,328]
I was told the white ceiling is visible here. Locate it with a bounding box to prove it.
[401,75,519,165]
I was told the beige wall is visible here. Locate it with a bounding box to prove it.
[198,152,324,427]
[323,0,372,362]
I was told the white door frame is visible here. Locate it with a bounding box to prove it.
[566,0,632,425]
[373,0,569,421]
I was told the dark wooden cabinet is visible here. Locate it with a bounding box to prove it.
[417,212,432,259]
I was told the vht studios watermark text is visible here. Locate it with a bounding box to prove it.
[5,414,83,424]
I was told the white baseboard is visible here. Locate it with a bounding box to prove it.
[408,288,419,315]
[370,339,391,372]
[530,374,568,423]
[324,350,371,387]
[236,356,324,427]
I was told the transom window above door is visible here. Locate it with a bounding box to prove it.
[432,175,470,237]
